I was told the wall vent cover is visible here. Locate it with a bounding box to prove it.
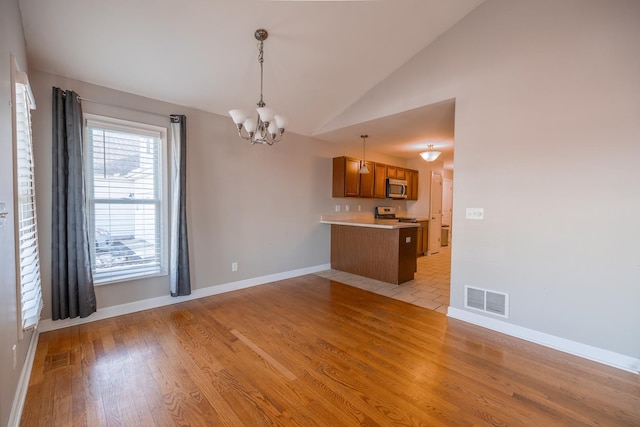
[465,286,509,318]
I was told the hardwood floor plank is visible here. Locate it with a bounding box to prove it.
[21,275,640,426]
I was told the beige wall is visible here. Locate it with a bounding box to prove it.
[29,71,409,320]
[0,0,36,424]
[326,0,640,359]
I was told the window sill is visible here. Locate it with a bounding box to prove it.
[94,270,168,287]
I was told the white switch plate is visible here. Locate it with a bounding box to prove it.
[335,205,341,212]
[466,207,485,220]
[345,205,350,212]
[231,262,238,272]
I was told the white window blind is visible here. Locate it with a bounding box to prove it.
[14,72,43,332]
[85,116,167,284]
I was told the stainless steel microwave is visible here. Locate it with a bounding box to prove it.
[386,178,407,199]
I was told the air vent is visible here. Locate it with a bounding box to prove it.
[465,286,509,318]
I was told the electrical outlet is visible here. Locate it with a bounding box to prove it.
[232,262,238,272]
[335,205,341,212]
[357,205,361,212]
[12,344,16,370]
[466,207,485,220]
[345,205,350,212]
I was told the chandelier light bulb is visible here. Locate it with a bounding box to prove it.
[243,118,257,134]
[228,109,248,125]
[274,115,290,130]
[268,121,278,136]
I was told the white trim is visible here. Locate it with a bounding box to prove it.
[447,307,640,375]
[8,330,39,427]
[38,263,331,332]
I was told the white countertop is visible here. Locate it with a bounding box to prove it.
[320,214,420,229]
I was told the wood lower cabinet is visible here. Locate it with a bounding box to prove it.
[416,221,429,256]
[330,224,417,284]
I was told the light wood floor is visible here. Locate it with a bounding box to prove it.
[21,275,640,426]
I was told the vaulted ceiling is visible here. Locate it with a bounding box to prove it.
[19,0,485,165]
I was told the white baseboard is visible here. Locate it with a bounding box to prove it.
[447,307,640,375]
[8,329,39,427]
[38,263,331,333]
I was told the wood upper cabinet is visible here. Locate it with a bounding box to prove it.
[359,161,375,198]
[333,157,361,197]
[387,166,397,179]
[407,169,419,200]
[374,163,387,199]
[333,157,376,198]
[333,157,419,200]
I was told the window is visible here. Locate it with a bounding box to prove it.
[12,62,43,336]
[85,115,167,284]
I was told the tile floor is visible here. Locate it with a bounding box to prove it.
[315,244,451,314]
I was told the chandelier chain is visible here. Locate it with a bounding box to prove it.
[257,40,265,108]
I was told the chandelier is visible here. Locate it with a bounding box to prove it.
[420,144,441,162]
[229,29,290,145]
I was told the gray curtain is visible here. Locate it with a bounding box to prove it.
[51,87,96,320]
[169,114,191,296]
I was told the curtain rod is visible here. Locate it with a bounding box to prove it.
[78,96,171,119]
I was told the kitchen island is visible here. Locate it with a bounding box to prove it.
[321,216,419,285]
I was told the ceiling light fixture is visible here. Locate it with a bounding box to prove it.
[420,144,441,162]
[229,29,290,145]
[359,134,370,174]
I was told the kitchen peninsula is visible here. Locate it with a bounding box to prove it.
[321,214,418,284]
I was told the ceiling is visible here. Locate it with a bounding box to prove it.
[18,0,483,166]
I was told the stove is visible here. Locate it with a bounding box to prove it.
[374,206,417,223]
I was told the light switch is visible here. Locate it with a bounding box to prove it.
[466,207,484,220]
[0,202,7,228]
[405,236,411,243]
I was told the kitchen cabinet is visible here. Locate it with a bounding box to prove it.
[416,220,429,256]
[387,166,397,179]
[332,157,361,197]
[374,163,387,198]
[333,157,419,200]
[330,224,417,284]
[407,170,419,200]
[359,161,375,198]
[333,156,378,198]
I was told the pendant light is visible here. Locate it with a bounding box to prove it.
[420,144,441,162]
[359,134,370,174]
